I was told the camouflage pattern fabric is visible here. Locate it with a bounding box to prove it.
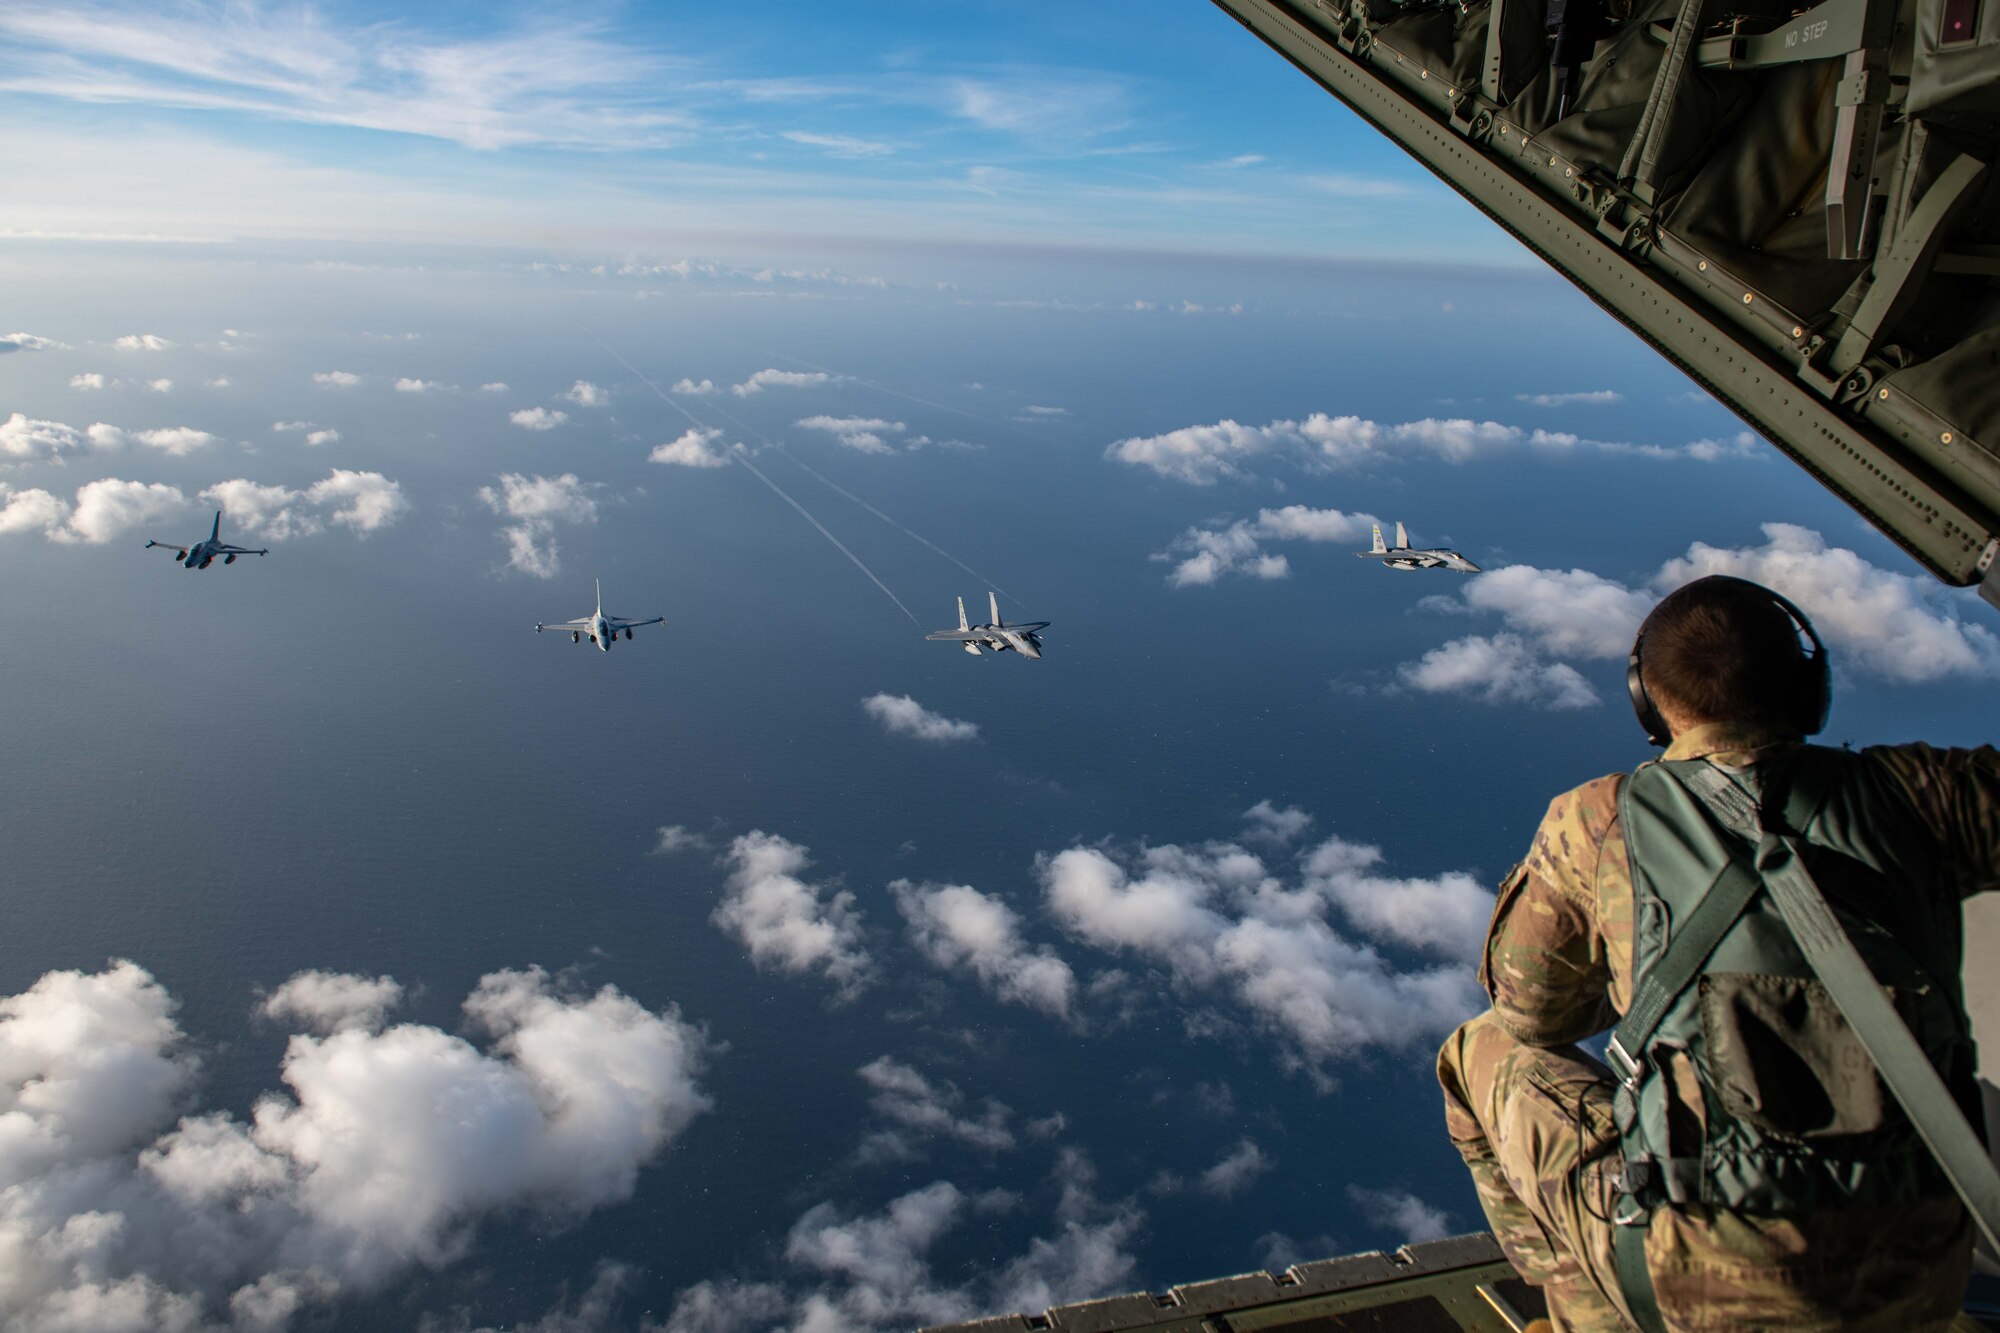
[1438,721,2000,1333]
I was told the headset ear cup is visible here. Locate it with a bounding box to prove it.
[1628,648,1668,747]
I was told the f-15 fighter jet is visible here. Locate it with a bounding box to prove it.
[145,511,268,570]
[1356,522,1480,573]
[535,580,665,651]
[927,592,1048,659]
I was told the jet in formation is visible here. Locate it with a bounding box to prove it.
[927,593,1049,659]
[535,580,665,651]
[145,511,268,570]
[1356,522,1480,573]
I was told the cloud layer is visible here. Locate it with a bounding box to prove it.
[862,693,978,743]
[0,960,711,1330]
[713,831,873,1001]
[476,472,598,578]
[1157,505,1378,586]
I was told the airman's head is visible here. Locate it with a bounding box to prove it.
[1627,575,1828,744]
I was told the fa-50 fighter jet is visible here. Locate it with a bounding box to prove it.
[1357,523,1480,573]
[535,580,665,651]
[927,593,1048,659]
[145,511,268,570]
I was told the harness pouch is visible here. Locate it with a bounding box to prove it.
[1699,973,1891,1141]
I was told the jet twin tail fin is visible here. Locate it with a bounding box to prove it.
[1370,525,1387,554]
[989,591,1002,629]
[957,596,970,632]
[1395,521,1410,549]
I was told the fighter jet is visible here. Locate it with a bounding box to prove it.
[927,593,1049,659]
[535,580,665,652]
[1356,522,1480,573]
[145,511,268,570]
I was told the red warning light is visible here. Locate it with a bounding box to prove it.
[1941,0,1979,43]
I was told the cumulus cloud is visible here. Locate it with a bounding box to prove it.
[114,333,173,351]
[510,407,569,431]
[313,371,360,387]
[259,971,404,1035]
[1022,405,1068,417]
[1347,1185,1452,1245]
[856,1057,1015,1157]
[730,368,840,397]
[670,378,716,396]
[1,332,67,352]
[1107,413,1752,484]
[1038,820,1484,1080]
[0,412,84,462]
[395,378,449,393]
[892,880,1076,1020]
[1298,836,1495,960]
[649,427,732,469]
[1157,505,1378,586]
[476,472,599,578]
[1516,390,1622,406]
[0,960,712,1330]
[1398,634,1600,710]
[797,416,904,454]
[862,693,978,743]
[713,831,873,1001]
[479,382,509,393]
[205,376,231,389]
[0,484,71,535]
[202,471,409,540]
[69,372,106,389]
[664,1149,1141,1332]
[58,478,189,543]
[146,378,174,393]
[1401,523,2000,704]
[561,380,608,408]
[88,424,218,456]
[651,825,713,856]
[1196,1139,1272,1198]
[305,429,341,447]
[1241,801,1313,848]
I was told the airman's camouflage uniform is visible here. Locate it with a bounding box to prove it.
[1437,720,2000,1332]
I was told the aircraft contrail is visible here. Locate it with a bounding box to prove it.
[605,340,921,626]
[775,450,1016,605]
[728,338,1042,443]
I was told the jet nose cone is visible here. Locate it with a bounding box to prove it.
[1020,639,1042,659]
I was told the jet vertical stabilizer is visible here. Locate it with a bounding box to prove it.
[1395,521,1410,550]
[1370,525,1387,555]
[989,591,1003,629]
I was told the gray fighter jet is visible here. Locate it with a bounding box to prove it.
[1357,522,1480,573]
[535,580,665,652]
[145,511,268,570]
[927,593,1048,659]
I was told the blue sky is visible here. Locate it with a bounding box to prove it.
[0,0,1509,260]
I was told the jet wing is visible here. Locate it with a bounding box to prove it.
[926,630,988,641]
[537,617,592,630]
[1210,0,2000,607]
[215,544,267,555]
[1005,621,1051,632]
[606,616,665,631]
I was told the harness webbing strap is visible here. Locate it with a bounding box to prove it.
[1607,857,1759,1083]
[1613,1220,1666,1333]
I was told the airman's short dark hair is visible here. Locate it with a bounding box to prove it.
[1638,576,1817,726]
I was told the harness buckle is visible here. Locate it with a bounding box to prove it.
[1606,1034,1642,1087]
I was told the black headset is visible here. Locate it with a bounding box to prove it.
[1626,575,1830,747]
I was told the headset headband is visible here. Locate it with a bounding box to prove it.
[1626,576,1829,747]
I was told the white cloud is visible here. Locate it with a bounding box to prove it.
[146,377,174,392]
[1022,404,1067,417]
[0,412,84,462]
[861,693,978,743]
[204,376,231,388]
[1516,390,1622,406]
[272,421,313,431]
[1108,413,1752,484]
[713,831,873,1001]
[892,880,1076,1021]
[1347,1185,1452,1245]
[259,971,404,1035]
[120,425,218,456]
[1,331,67,352]
[510,406,568,431]
[796,415,903,454]
[1241,801,1312,848]
[782,130,895,158]
[395,377,448,393]
[856,1056,1015,1155]
[69,372,106,389]
[667,1149,1140,1333]
[0,484,70,535]
[476,472,598,578]
[1195,1139,1271,1198]
[479,382,509,393]
[0,960,712,1329]
[561,380,608,407]
[670,378,716,396]
[304,429,340,447]
[1157,505,1377,586]
[651,825,712,856]
[1038,821,1483,1080]
[1398,633,1600,710]
[1655,522,2000,683]
[313,371,360,387]
[1403,524,2000,702]
[57,478,189,543]
[200,471,407,540]
[1298,836,1495,960]
[649,427,732,469]
[730,368,839,397]
[114,333,173,351]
